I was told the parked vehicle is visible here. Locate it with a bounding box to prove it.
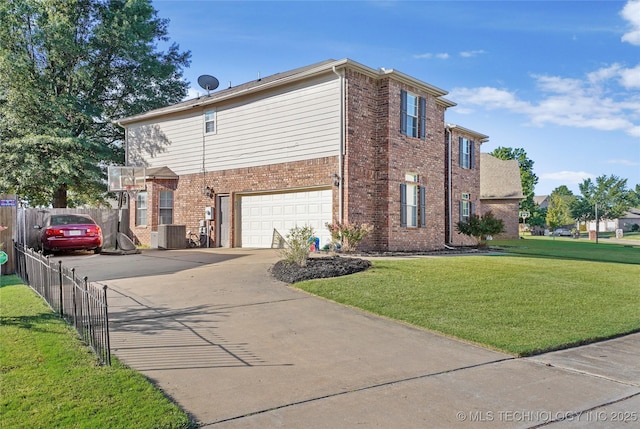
[35,214,103,254]
[553,228,572,237]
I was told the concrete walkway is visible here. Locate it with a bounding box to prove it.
[70,249,639,428]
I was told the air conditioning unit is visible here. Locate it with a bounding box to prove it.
[157,224,186,249]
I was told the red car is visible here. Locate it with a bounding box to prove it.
[37,214,103,255]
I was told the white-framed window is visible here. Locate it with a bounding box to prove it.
[460,193,474,222]
[159,190,173,225]
[401,90,426,139]
[460,137,474,169]
[401,173,419,228]
[204,109,216,134]
[136,192,147,226]
[405,93,419,138]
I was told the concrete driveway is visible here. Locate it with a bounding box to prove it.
[63,249,640,428]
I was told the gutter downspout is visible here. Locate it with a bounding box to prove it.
[332,66,345,223]
[446,126,453,245]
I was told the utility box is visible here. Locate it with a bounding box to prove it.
[157,224,186,249]
[204,206,214,220]
[150,232,158,249]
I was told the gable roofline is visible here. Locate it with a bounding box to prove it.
[117,58,456,126]
[446,123,490,143]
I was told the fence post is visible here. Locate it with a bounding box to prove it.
[71,268,78,329]
[84,276,93,349]
[103,285,111,366]
[58,260,64,317]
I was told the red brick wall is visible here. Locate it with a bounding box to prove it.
[343,72,449,251]
[481,199,521,239]
[447,129,482,246]
[130,157,338,247]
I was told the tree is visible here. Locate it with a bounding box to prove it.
[545,186,575,229]
[490,147,539,218]
[456,211,505,248]
[0,0,190,207]
[571,175,634,236]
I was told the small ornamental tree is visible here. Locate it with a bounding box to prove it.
[456,211,505,248]
[326,222,373,252]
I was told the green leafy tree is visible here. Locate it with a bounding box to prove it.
[528,206,547,228]
[0,0,190,207]
[546,186,575,229]
[490,147,539,219]
[456,211,505,248]
[570,175,634,234]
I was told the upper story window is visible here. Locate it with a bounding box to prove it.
[204,109,216,134]
[136,192,147,226]
[159,190,173,225]
[460,137,475,169]
[401,90,427,139]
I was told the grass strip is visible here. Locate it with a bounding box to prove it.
[0,275,192,429]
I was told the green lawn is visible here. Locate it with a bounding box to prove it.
[0,276,193,429]
[296,238,640,356]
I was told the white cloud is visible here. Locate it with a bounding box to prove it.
[450,62,640,137]
[460,50,487,58]
[621,0,640,45]
[185,87,201,100]
[607,159,640,167]
[619,64,640,89]
[413,52,449,60]
[540,171,596,184]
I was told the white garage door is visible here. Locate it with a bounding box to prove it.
[240,189,333,248]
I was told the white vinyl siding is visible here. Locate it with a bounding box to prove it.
[240,189,332,248]
[126,75,341,174]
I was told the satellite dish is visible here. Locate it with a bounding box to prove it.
[197,75,219,93]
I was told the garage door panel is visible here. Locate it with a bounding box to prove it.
[241,190,332,248]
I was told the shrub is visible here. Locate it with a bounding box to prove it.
[456,211,505,247]
[279,225,315,267]
[326,222,373,252]
[631,223,639,232]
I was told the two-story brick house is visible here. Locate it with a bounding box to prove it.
[117,58,487,251]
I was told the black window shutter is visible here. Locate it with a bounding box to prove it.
[419,97,426,140]
[459,200,464,222]
[459,137,464,167]
[470,141,475,169]
[400,90,407,135]
[471,201,476,216]
[400,183,407,227]
[420,186,426,227]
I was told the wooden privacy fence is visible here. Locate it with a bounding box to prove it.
[0,194,17,275]
[17,208,127,250]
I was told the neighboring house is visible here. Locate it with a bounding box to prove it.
[479,154,524,239]
[587,207,640,232]
[533,195,549,210]
[117,58,488,251]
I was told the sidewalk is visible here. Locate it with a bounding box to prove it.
[92,249,639,427]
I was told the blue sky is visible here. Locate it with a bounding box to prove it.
[151,0,640,196]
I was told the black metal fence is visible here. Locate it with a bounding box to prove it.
[13,241,111,365]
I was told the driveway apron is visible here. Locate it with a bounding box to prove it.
[69,249,639,428]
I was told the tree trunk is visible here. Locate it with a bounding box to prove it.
[53,184,68,208]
